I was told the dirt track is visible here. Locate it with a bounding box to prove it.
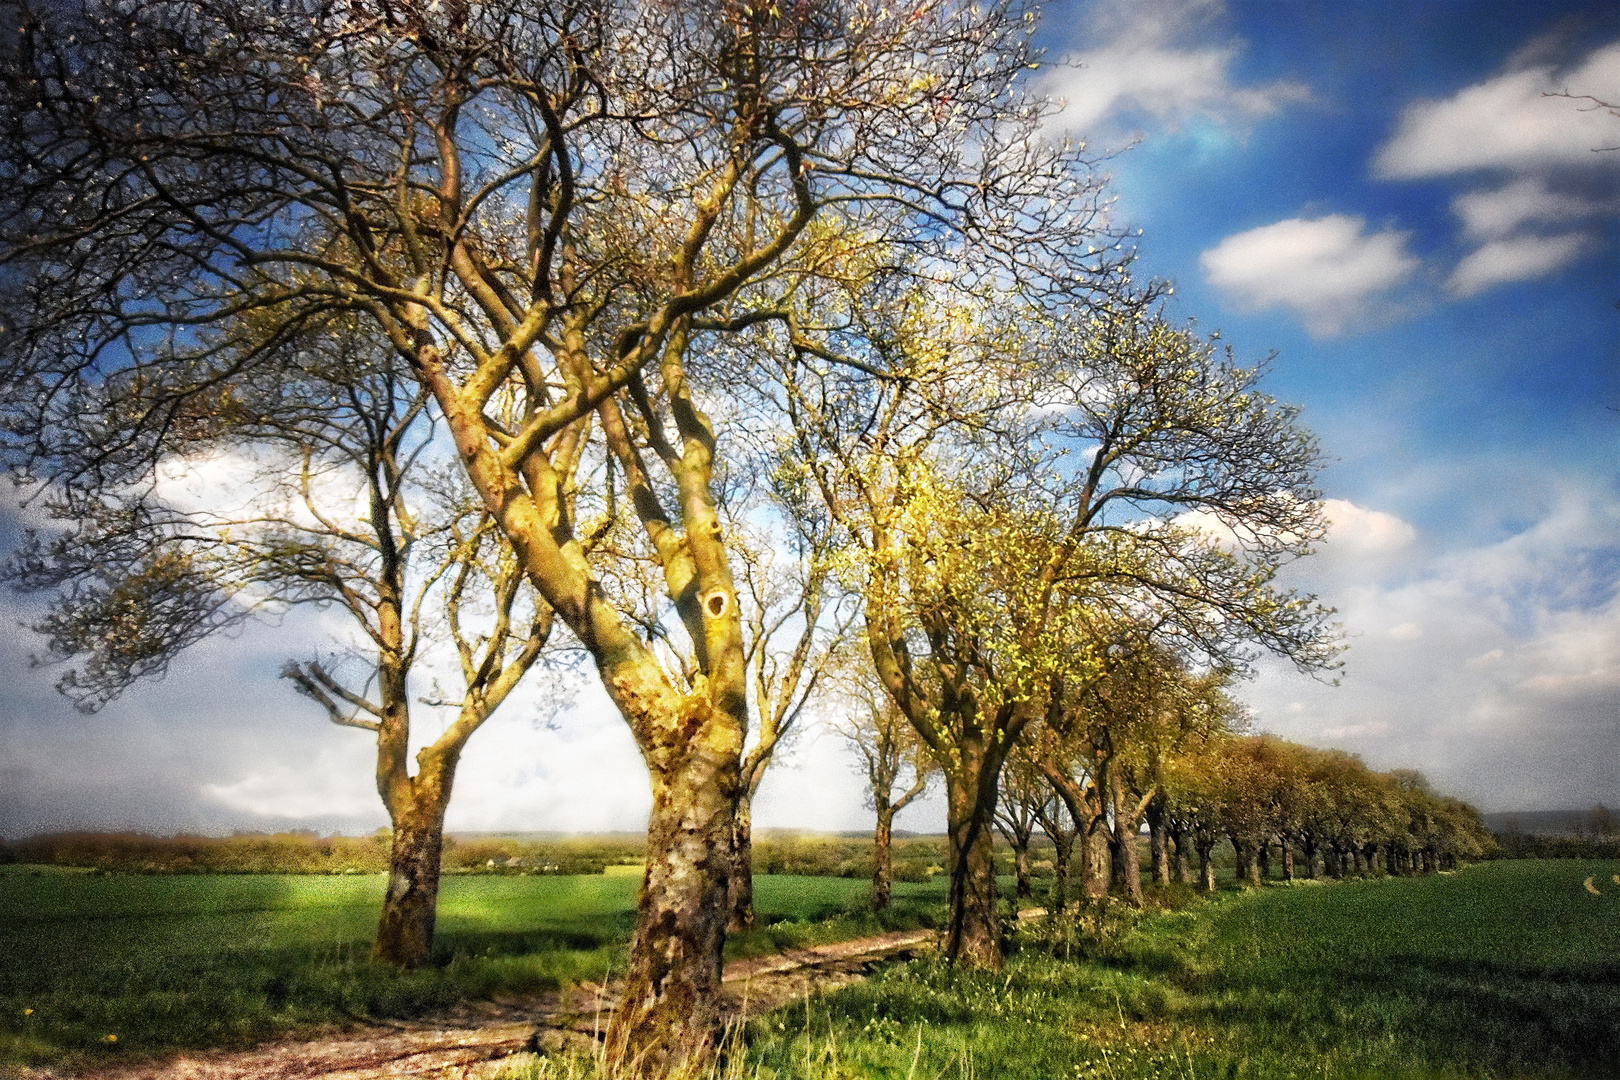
[21,926,943,1080]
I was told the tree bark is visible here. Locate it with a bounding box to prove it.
[1115,826,1143,906]
[1147,800,1171,887]
[1172,827,1193,885]
[943,764,1003,967]
[1048,830,1073,914]
[872,800,896,912]
[727,796,755,932]
[1198,840,1217,892]
[1083,817,1113,900]
[1013,839,1033,901]
[1281,838,1295,882]
[373,768,452,967]
[604,696,742,1078]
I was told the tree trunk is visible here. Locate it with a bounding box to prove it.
[1173,827,1193,885]
[943,764,1002,967]
[1257,840,1271,883]
[727,796,755,932]
[1083,818,1112,900]
[1049,832,1073,914]
[1303,835,1319,880]
[373,772,451,968]
[1234,837,1262,887]
[872,802,895,911]
[604,700,742,1078]
[1198,840,1217,893]
[1281,838,1295,882]
[1014,839,1033,901]
[1148,803,1170,887]
[1115,825,1143,906]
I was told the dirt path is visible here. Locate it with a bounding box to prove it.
[23,925,950,1080]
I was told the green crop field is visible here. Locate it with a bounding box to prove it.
[740,860,1620,1080]
[0,866,947,1067]
[8,861,1620,1077]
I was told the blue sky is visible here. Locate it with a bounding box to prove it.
[1,0,1617,840]
[1038,0,1620,811]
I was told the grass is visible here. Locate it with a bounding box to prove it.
[9,860,1620,1078]
[0,864,945,1068]
[737,860,1620,1079]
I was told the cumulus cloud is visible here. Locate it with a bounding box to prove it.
[1199,215,1419,335]
[1446,231,1595,297]
[1374,43,1620,179]
[1450,178,1607,242]
[1045,0,1309,139]
[1373,38,1620,297]
[1243,489,1620,811]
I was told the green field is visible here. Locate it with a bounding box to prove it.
[0,866,947,1066]
[742,860,1620,1079]
[7,861,1620,1078]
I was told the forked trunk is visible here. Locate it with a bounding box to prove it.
[373,773,451,967]
[604,702,742,1078]
[944,766,1002,967]
[727,797,754,932]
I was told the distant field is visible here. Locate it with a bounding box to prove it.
[745,859,1620,1079]
[0,866,947,1066]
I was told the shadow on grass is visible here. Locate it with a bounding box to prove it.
[1182,950,1620,1076]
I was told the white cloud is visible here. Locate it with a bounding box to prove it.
[1243,488,1620,811]
[1373,43,1620,179]
[1372,37,1620,297]
[1199,215,1419,335]
[1445,231,1595,297]
[1451,178,1607,242]
[1046,0,1309,139]
[1319,498,1417,558]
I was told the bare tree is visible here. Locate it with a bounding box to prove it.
[832,662,935,912]
[727,503,851,931]
[995,752,1049,903]
[5,325,552,967]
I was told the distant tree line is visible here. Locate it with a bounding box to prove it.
[0,832,644,876]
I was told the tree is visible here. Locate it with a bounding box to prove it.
[832,659,935,912]
[727,497,850,931]
[994,751,1047,903]
[0,1,1109,1067]
[4,324,553,967]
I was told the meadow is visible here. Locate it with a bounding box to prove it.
[0,866,948,1066]
[738,859,1620,1080]
[6,860,1619,1078]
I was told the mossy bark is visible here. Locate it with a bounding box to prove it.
[604,692,742,1078]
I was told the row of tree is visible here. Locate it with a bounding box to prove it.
[0,2,1342,1073]
[993,733,1493,907]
